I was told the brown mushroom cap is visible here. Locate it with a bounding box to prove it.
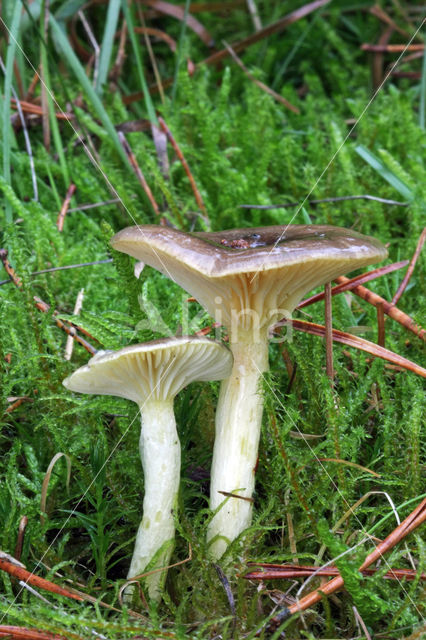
[111,225,387,332]
[63,336,233,404]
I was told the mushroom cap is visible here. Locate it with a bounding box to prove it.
[63,336,233,405]
[111,224,387,331]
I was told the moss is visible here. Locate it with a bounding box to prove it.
[0,4,424,637]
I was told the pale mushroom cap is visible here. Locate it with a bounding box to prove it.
[111,224,387,331]
[63,336,233,405]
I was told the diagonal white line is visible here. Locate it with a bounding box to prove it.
[0,15,175,284]
[249,353,424,620]
[250,15,426,285]
[0,355,178,622]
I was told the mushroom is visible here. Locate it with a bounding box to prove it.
[111,224,387,558]
[63,336,233,597]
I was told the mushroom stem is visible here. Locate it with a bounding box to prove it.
[127,400,180,599]
[207,334,269,559]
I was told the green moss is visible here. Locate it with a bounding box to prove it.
[0,4,424,637]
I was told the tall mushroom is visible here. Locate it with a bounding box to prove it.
[63,336,232,597]
[111,224,387,558]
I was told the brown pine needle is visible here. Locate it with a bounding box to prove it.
[0,248,23,287]
[361,44,424,53]
[14,516,28,562]
[369,5,410,38]
[264,497,426,626]
[124,26,176,53]
[0,259,113,286]
[0,626,81,640]
[135,7,165,103]
[11,98,74,121]
[218,491,254,502]
[283,319,426,378]
[118,131,160,216]
[57,184,76,232]
[298,457,381,477]
[244,563,425,581]
[158,116,208,218]
[201,0,329,67]
[4,397,33,414]
[377,302,386,347]
[0,553,144,620]
[0,553,84,603]
[334,275,425,342]
[141,0,214,47]
[223,41,300,113]
[34,297,97,355]
[391,228,426,306]
[324,282,334,380]
[298,261,409,309]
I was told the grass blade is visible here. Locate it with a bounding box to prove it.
[420,36,426,129]
[40,0,70,187]
[120,0,157,125]
[171,0,191,105]
[2,0,22,224]
[49,14,129,166]
[355,144,414,200]
[96,0,121,95]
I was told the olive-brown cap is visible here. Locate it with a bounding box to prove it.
[63,336,233,405]
[111,225,387,332]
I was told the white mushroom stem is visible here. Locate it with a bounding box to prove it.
[127,399,180,600]
[207,333,269,559]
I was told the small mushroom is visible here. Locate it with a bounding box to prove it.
[63,336,232,597]
[111,225,387,558]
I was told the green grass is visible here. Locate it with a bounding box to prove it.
[0,2,425,638]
